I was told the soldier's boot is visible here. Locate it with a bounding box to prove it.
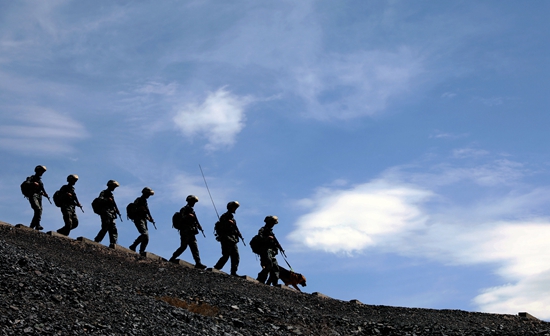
[129,243,137,252]
[195,263,207,270]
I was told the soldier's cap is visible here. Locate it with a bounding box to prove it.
[186,195,199,203]
[265,215,278,224]
[34,165,47,173]
[107,180,120,187]
[67,174,79,182]
[142,187,155,195]
[227,201,240,209]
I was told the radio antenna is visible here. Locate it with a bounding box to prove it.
[199,164,220,220]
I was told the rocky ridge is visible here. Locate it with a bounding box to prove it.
[0,220,548,335]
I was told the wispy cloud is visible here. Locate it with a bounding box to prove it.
[173,87,252,151]
[0,106,88,155]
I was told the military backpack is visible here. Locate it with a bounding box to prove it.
[126,201,138,220]
[249,234,265,255]
[172,211,184,230]
[91,197,106,215]
[213,221,221,241]
[20,177,34,198]
[53,190,63,207]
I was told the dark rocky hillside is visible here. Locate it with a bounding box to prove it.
[1,220,548,336]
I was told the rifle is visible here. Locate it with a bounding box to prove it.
[195,219,206,238]
[112,199,123,222]
[272,235,286,258]
[72,194,84,213]
[40,185,52,204]
[235,224,246,246]
[43,193,52,205]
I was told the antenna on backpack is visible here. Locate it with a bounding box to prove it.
[199,164,220,220]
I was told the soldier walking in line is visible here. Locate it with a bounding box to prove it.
[94,180,122,247]
[129,187,155,254]
[169,195,207,269]
[23,165,50,231]
[213,201,243,276]
[256,215,282,286]
[56,174,82,236]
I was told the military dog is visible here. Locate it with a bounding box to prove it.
[278,266,307,291]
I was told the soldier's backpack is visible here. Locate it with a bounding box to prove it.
[249,234,265,255]
[53,190,63,207]
[20,177,33,198]
[126,201,138,220]
[172,211,184,230]
[91,197,105,215]
[213,221,221,241]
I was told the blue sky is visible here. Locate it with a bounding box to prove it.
[2,0,550,319]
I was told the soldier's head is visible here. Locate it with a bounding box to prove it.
[186,195,199,205]
[67,174,79,184]
[227,201,240,213]
[107,180,120,190]
[264,215,278,227]
[142,187,155,198]
[34,165,47,176]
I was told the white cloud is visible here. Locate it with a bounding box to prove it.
[173,87,252,150]
[0,107,88,155]
[289,157,550,318]
[289,180,433,253]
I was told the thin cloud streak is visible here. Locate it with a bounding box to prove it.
[0,107,88,155]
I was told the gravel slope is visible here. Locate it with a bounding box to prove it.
[1,221,548,336]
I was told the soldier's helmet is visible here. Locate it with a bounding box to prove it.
[227,201,240,209]
[107,180,120,188]
[34,165,47,173]
[186,195,199,203]
[264,215,278,224]
[142,187,155,195]
[67,174,79,182]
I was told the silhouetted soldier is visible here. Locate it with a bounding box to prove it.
[256,215,281,286]
[94,180,121,247]
[169,195,207,269]
[129,187,155,254]
[213,201,242,276]
[56,174,82,236]
[25,165,49,231]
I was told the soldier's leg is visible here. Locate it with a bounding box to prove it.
[257,252,271,283]
[70,210,79,231]
[57,208,71,235]
[131,219,149,253]
[95,216,109,242]
[170,232,188,261]
[188,236,204,267]
[108,219,118,245]
[213,241,230,270]
[230,243,240,276]
[29,195,43,230]
[267,254,280,286]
